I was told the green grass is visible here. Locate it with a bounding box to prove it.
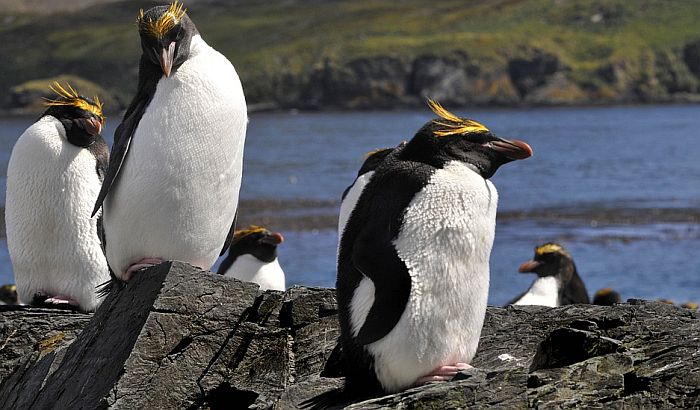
[1,0,699,110]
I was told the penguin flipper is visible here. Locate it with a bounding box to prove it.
[91,56,160,218]
[320,340,344,378]
[220,211,238,256]
[351,225,411,346]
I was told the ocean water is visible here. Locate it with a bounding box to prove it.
[0,104,699,305]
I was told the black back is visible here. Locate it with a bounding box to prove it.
[340,148,394,201]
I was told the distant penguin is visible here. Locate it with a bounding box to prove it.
[681,302,698,310]
[338,147,395,237]
[593,288,621,306]
[509,243,589,307]
[218,226,285,291]
[0,284,18,305]
[305,100,533,407]
[91,1,247,281]
[6,83,109,311]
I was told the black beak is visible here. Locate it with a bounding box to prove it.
[486,137,533,160]
[158,41,176,77]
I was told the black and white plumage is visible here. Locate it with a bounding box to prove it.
[92,2,247,281]
[509,243,590,307]
[306,101,533,407]
[6,83,109,311]
[218,226,285,291]
[338,147,396,238]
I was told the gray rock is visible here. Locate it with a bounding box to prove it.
[683,39,700,79]
[507,52,563,98]
[0,263,698,409]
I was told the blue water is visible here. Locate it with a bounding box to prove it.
[1,104,699,305]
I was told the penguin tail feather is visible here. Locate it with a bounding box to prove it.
[96,271,125,299]
[299,388,348,410]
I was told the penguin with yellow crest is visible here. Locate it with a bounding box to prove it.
[218,226,286,291]
[92,1,247,282]
[5,83,109,311]
[510,243,590,307]
[305,100,533,407]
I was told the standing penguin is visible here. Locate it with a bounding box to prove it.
[218,226,285,291]
[338,147,395,237]
[6,83,109,311]
[91,1,247,281]
[509,243,590,307]
[307,100,533,407]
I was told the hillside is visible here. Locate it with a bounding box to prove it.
[2,0,700,112]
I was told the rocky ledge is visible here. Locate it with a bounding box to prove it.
[0,262,697,409]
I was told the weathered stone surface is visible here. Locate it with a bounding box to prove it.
[0,263,698,409]
[508,52,563,98]
[0,306,91,383]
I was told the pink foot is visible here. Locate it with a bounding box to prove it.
[414,362,473,385]
[43,295,79,306]
[124,258,164,281]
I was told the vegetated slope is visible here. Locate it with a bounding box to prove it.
[1,0,700,110]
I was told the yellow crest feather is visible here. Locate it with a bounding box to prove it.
[234,225,269,240]
[535,243,564,256]
[427,99,489,137]
[43,82,104,122]
[137,1,186,39]
[364,148,388,159]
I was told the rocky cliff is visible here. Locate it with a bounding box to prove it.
[0,262,698,409]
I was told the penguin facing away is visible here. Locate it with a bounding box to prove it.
[6,83,110,311]
[218,226,286,291]
[91,1,247,282]
[338,147,396,238]
[593,288,621,306]
[509,243,590,307]
[306,100,533,407]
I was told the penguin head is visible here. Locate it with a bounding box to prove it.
[401,100,532,178]
[593,288,621,306]
[518,243,574,279]
[42,82,104,148]
[228,226,284,263]
[357,147,395,176]
[137,1,198,77]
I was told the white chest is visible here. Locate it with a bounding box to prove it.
[5,116,109,311]
[223,255,286,291]
[104,36,247,277]
[513,276,560,307]
[357,161,498,392]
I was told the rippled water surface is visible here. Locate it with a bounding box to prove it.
[1,104,699,304]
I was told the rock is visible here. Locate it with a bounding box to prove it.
[683,39,700,79]
[408,52,476,105]
[7,75,123,115]
[655,50,698,94]
[303,56,412,109]
[507,52,563,99]
[0,263,698,409]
